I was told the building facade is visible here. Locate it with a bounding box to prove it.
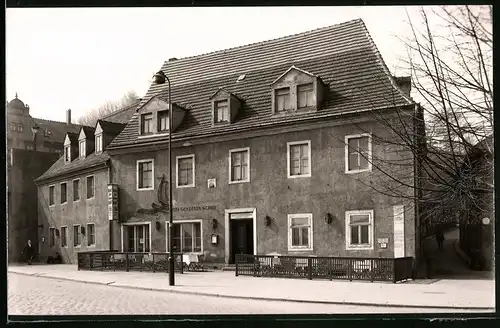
[35,19,424,267]
[35,104,138,263]
[105,19,422,266]
[7,94,85,262]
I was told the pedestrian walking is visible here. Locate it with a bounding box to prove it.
[21,240,35,265]
[435,229,445,252]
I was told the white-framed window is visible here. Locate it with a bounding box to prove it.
[176,155,195,188]
[158,111,169,132]
[214,100,230,123]
[141,113,153,135]
[73,179,80,201]
[64,145,71,163]
[229,147,250,183]
[17,123,24,132]
[288,213,313,251]
[275,87,291,111]
[345,133,372,173]
[297,83,314,108]
[86,175,95,199]
[287,140,311,178]
[122,223,151,252]
[166,220,203,253]
[48,185,55,206]
[61,226,68,248]
[49,227,56,247]
[60,182,67,204]
[87,223,96,247]
[73,224,81,247]
[345,210,374,250]
[95,135,103,153]
[79,140,86,158]
[137,159,154,190]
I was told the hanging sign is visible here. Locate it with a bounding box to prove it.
[108,184,119,221]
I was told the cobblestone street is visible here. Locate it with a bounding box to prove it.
[8,273,485,315]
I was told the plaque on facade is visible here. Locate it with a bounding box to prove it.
[393,205,405,258]
[108,184,119,221]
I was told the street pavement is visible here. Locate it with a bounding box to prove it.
[7,273,490,315]
[8,262,494,312]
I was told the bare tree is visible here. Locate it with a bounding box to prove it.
[333,6,492,262]
[77,90,139,126]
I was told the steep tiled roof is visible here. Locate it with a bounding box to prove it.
[34,151,110,183]
[97,120,127,136]
[109,19,413,149]
[66,132,79,144]
[101,100,141,124]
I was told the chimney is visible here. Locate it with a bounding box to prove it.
[394,76,411,98]
[66,109,71,124]
[168,57,178,62]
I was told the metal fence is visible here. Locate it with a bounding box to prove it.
[235,255,414,283]
[77,251,189,273]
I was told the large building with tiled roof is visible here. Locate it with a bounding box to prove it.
[36,19,425,268]
[6,94,88,262]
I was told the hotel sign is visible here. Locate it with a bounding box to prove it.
[108,184,119,221]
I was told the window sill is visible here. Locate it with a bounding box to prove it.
[138,132,170,139]
[287,174,311,179]
[228,179,250,184]
[288,247,313,252]
[176,184,195,189]
[88,244,96,248]
[137,187,154,191]
[74,245,81,248]
[346,245,374,250]
[86,197,96,200]
[345,168,371,175]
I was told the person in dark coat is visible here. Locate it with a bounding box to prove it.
[22,240,35,265]
[435,229,445,251]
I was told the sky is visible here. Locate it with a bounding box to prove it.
[6,6,427,123]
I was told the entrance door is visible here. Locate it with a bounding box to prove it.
[230,219,253,264]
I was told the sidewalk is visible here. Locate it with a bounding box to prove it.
[8,263,494,311]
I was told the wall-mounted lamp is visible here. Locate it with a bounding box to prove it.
[155,221,161,231]
[81,226,86,235]
[265,215,272,226]
[325,213,334,224]
[212,219,218,230]
[41,237,45,243]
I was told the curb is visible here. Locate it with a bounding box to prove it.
[8,271,494,311]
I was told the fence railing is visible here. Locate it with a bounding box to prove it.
[235,255,414,283]
[77,251,187,273]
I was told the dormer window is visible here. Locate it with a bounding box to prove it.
[141,113,153,135]
[275,87,291,112]
[95,135,103,153]
[297,83,314,108]
[64,145,71,163]
[210,88,241,126]
[79,140,86,158]
[158,111,169,132]
[215,100,229,123]
[271,66,324,115]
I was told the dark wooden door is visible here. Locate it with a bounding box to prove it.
[230,219,253,264]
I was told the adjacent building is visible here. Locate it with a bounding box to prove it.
[36,19,425,268]
[34,102,139,263]
[7,94,85,262]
